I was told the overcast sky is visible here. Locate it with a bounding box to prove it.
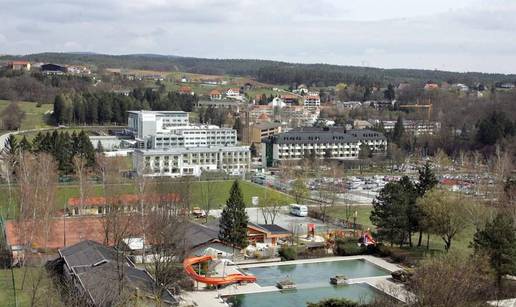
[2,0,516,74]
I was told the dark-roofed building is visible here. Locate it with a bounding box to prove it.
[41,63,67,75]
[247,222,290,246]
[53,240,177,306]
[261,127,387,166]
[184,222,234,258]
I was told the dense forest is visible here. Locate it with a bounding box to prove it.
[2,52,516,87]
[52,87,197,125]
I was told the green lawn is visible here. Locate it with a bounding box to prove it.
[0,100,52,131]
[0,180,294,219]
[326,205,477,256]
[0,268,63,307]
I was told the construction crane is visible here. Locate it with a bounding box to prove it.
[398,101,433,120]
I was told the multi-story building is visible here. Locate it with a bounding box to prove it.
[129,110,250,177]
[128,110,191,148]
[261,127,387,166]
[242,122,283,146]
[133,146,250,177]
[149,125,237,150]
[304,94,321,107]
[378,119,441,135]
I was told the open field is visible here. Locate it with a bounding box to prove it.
[0,267,63,307]
[0,100,52,132]
[326,205,477,256]
[0,180,294,219]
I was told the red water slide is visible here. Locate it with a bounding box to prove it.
[183,255,257,286]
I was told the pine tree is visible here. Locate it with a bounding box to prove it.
[392,115,405,145]
[472,213,516,287]
[96,140,104,153]
[416,161,438,197]
[4,134,18,156]
[218,180,249,249]
[18,136,32,152]
[249,143,257,157]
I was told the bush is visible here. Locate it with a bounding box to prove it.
[334,238,365,256]
[279,245,298,260]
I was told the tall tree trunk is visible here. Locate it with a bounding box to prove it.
[417,230,423,247]
[426,233,430,250]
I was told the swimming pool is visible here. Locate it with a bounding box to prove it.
[225,283,383,307]
[241,259,390,287]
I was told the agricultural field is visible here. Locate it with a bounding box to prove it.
[0,100,52,132]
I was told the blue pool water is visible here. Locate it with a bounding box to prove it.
[242,259,389,287]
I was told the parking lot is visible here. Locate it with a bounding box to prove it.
[209,206,330,235]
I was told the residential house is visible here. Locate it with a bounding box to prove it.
[7,60,31,71]
[41,63,67,75]
[424,83,439,90]
[280,94,299,104]
[209,89,222,100]
[179,85,194,95]
[51,240,177,306]
[226,88,241,97]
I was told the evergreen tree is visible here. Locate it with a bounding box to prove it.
[218,180,249,249]
[416,161,438,197]
[415,161,439,246]
[96,140,104,153]
[249,143,257,157]
[4,134,18,156]
[392,115,405,145]
[18,136,32,152]
[384,84,396,101]
[370,176,417,247]
[32,131,45,152]
[233,117,242,141]
[472,213,516,287]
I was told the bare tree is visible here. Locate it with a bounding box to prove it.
[73,156,91,208]
[200,172,217,223]
[260,193,284,224]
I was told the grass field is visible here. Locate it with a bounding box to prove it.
[0,100,52,132]
[0,268,63,307]
[326,205,477,256]
[0,180,294,219]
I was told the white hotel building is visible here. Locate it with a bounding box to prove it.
[129,110,250,177]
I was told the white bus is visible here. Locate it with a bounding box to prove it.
[290,204,308,217]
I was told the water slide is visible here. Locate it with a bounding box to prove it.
[183,255,257,286]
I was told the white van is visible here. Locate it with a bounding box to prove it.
[290,204,308,217]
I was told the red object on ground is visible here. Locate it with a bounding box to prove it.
[364,232,376,245]
[183,255,257,286]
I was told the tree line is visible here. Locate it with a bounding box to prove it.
[52,87,198,125]
[5,52,516,86]
[4,130,96,173]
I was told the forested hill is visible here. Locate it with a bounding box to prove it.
[2,52,515,87]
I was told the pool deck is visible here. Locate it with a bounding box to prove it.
[181,255,410,306]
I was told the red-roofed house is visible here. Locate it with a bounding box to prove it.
[280,94,299,104]
[210,89,222,100]
[179,85,194,95]
[7,60,31,71]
